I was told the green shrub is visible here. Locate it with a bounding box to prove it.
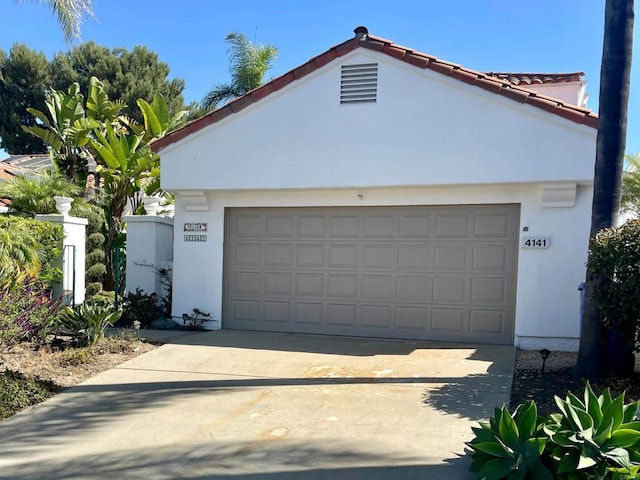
[85,290,115,309]
[468,401,552,480]
[588,219,640,353]
[544,384,640,479]
[121,288,162,328]
[0,281,62,345]
[467,383,640,480]
[0,369,59,420]
[0,216,64,290]
[58,304,122,346]
[58,347,95,367]
[71,201,107,298]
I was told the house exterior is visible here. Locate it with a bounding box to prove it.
[153,27,598,350]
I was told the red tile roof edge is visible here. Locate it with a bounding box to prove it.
[153,31,597,152]
[486,72,586,85]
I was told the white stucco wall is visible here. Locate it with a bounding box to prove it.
[160,50,595,192]
[124,215,174,298]
[523,81,588,108]
[35,214,87,305]
[160,47,597,350]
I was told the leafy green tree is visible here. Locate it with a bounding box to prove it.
[51,42,187,125]
[17,0,94,42]
[23,77,187,290]
[621,153,640,217]
[0,42,187,153]
[576,0,634,378]
[0,170,81,216]
[21,81,105,181]
[201,32,278,111]
[0,44,51,153]
[87,88,187,289]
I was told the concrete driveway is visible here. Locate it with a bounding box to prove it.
[0,331,514,479]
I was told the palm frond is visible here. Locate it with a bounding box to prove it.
[201,83,242,110]
[18,0,94,42]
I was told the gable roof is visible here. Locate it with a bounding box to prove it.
[154,27,598,152]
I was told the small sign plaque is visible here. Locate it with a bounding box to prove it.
[184,222,207,232]
[184,234,207,242]
[522,237,550,249]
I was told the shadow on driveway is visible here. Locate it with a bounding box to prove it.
[0,440,470,480]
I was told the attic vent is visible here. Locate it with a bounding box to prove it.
[340,63,378,104]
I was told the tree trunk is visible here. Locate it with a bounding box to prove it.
[575,0,634,378]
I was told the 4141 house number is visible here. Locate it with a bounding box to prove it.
[522,237,550,249]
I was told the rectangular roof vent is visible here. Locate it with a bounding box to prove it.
[340,63,378,104]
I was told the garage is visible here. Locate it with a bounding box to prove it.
[223,205,519,344]
[153,28,597,349]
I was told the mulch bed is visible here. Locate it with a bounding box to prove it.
[510,364,640,417]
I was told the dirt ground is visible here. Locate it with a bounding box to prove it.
[511,349,640,416]
[0,333,156,388]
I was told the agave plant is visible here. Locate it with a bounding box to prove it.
[467,400,553,480]
[544,383,640,479]
[58,304,122,346]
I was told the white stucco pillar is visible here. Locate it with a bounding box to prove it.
[35,214,88,306]
[124,215,174,297]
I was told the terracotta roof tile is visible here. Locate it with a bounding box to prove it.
[475,77,504,94]
[487,72,585,85]
[153,28,598,152]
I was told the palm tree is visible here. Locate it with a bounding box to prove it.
[17,0,93,42]
[0,170,82,217]
[575,0,634,378]
[621,153,640,217]
[201,32,278,111]
[0,220,42,290]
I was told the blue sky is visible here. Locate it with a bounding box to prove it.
[1,0,638,155]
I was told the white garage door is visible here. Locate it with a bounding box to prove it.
[224,205,519,344]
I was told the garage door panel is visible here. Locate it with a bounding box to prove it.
[295,273,324,296]
[266,216,294,237]
[360,305,392,328]
[435,214,469,238]
[263,301,291,323]
[231,300,260,322]
[330,216,360,237]
[264,272,292,295]
[265,244,293,266]
[225,205,518,344]
[399,215,431,238]
[470,277,507,303]
[474,214,509,238]
[234,272,261,294]
[326,304,357,326]
[234,243,261,266]
[327,274,358,297]
[298,215,326,237]
[396,275,431,301]
[434,245,468,270]
[431,308,466,332]
[328,245,359,267]
[296,244,325,267]
[469,310,505,334]
[472,245,508,270]
[362,245,396,269]
[432,276,467,302]
[395,306,428,329]
[294,302,323,324]
[361,275,394,299]
[234,215,263,237]
[364,215,396,237]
